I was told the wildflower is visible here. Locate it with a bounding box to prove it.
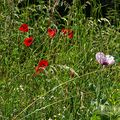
[47,28,57,38]
[61,28,69,35]
[61,28,73,39]
[105,55,115,65]
[68,31,73,39]
[96,52,106,65]
[96,52,115,65]
[23,37,33,47]
[37,60,49,69]
[35,60,49,74]
[19,23,29,32]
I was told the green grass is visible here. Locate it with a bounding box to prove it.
[0,0,120,120]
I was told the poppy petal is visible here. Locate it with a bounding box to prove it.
[23,37,33,47]
[35,60,49,74]
[61,28,73,39]
[47,28,57,38]
[68,31,73,39]
[19,23,29,32]
[38,60,49,68]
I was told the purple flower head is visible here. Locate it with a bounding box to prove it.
[96,52,115,65]
[96,52,106,64]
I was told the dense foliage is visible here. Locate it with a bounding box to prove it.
[0,0,120,120]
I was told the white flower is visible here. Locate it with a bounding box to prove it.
[96,52,115,65]
[105,55,115,65]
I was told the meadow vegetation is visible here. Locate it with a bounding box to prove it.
[0,0,120,120]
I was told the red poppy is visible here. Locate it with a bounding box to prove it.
[47,28,57,38]
[61,28,73,39]
[68,31,73,39]
[61,28,69,35]
[35,66,44,74]
[35,60,49,74]
[23,37,33,47]
[19,23,29,32]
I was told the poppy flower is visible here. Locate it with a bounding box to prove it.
[68,31,73,39]
[19,23,29,32]
[35,60,49,74]
[47,28,57,38]
[96,52,115,65]
[23,37,33,47]
[61,28,73,39]
[61,28,69,35]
